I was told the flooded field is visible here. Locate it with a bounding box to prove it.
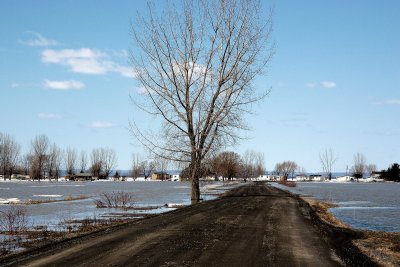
[0,180,232,229]
[275,182,400,232]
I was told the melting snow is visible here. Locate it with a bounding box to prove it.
[0,198,21,204]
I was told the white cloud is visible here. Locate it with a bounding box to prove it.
[10,81,39,89]
[42,48,102,63]
[376,99,400,105]
[19,31,58,47]
[306,81,336,89]
[88,121,117,129]
[41,48,135,77]
[38,113,61,119]
[115,66,136,78]
[321,81,336,89]
[43,79,84,90]
[306,82,317,89]
[11,82,19,88]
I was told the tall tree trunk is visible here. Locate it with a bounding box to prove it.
[190,159,201,204]
[191,175,200,204]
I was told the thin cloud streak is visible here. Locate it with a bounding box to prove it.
[375,99,400,105]
[306,81,336,89]
[38,113,61,119]
[43,79,85,90]
[321,81,336,89]
[19,31,58,47]
[88,121,118,129]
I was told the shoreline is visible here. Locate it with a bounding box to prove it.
[302,195,400,266]
[277,185,400,266]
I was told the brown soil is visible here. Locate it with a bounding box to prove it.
[1,183,377,266]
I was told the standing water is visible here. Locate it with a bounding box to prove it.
[0,180,234,229]
[274,182,400,232]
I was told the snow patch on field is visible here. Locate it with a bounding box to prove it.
[31,185,84,188]
[0,198,21,204]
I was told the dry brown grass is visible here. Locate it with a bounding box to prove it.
[22,195,90,205]
[353,232,400,267]
[301,197,349,228]
[278,180,296,187]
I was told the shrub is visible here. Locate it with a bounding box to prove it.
[0,205,28,233]
[94,191,134,209]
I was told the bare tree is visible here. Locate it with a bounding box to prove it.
[90,148,103,178]
[79,150,88,173]
[352,152,366,179]
[366,164,377,177]
[51,144,63,180]
[130,0,274,202]
[254,152,265,178]
[30,134,50,180]
[241,150,256,180]
[319,148,337,180]
[102,148,117,178]
[212,151,242,181]
[47,143,62,180]
[131,153,142,180]
[0,132,21,180]
[89,147,117,179]
[241,150,265,180]
[157,156,170,180]
[275,161,298,181]
[21,154,31,176]
[140,160,157,180]
[65,147,77,176]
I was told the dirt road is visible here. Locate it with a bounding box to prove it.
[3,184,365,266]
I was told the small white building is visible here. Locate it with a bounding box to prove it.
[295,175,308,182]
[333,176,354,182]
[310,175,323,182]
[257,175,280,181]
[171,174,180,181]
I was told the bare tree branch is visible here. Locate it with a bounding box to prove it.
[130,0,274,202]
[319,148,337,180]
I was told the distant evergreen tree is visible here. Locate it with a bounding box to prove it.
[380,163,400,182]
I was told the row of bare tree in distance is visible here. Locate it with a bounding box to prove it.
[0,132,266,181]
[1,132,379,181]
[274,149,377,180]
[0,132,117,180]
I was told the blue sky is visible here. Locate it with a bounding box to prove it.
[1,0,399,172]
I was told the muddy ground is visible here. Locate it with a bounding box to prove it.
[1,183,377,266]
